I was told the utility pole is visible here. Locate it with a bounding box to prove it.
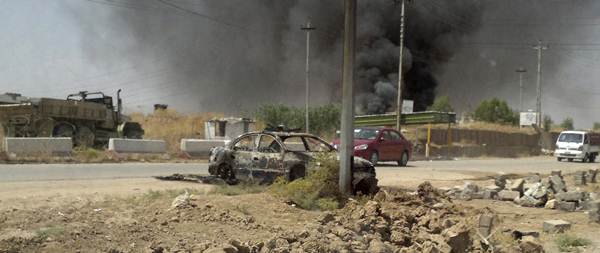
[301,22,316,134]
[533,40,548,127]
[339,0,356,195]
[516,68,527,112]
[395,0,407,131]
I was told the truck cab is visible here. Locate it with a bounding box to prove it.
[555,130,600,163]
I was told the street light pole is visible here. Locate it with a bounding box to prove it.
[339,0,356,195]
[395,0,407,131]
[533,40,548,128]
[301,22,316,134]
[516,68,527,112]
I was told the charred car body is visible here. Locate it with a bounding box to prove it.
[208,131,379,194]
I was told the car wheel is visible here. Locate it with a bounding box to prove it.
[289,165,306,181]
[568,158,574,162]
[217,163,236,184]
[397,152,408,167]
[590,154,597,163]
[353,177,379,195]
[370,152,379,165]
[557,157,563,162]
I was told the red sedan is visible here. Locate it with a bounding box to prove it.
[332,127,412,166]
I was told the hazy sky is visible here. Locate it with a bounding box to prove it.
[1,0,600,128]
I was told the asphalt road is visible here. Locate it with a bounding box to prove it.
[0,156,595,183]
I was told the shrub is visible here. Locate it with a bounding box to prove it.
[555,234,591,252]
[473,98,518,125]
[560,118,575,131]
[427,95,454,112]
[254,104,340,137]
[269,153,343,210]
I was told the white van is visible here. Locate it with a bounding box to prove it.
[555,130,600,162]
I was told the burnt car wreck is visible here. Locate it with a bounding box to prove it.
[208,131,379,194]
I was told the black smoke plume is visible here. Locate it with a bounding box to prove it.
[68,0,483,114]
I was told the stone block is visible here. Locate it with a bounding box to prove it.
[557,201,576,212]
[4,137,72,156]
[555,192,584,202]
[498,190,520,201]
[542,220,571,233]
[108,138,167,154]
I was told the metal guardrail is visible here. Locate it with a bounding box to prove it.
[354,111,456,127]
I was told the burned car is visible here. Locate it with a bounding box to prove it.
[208,131,379,194]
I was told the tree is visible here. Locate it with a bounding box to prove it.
[593,122,600,131]
[543,115,553,132]
[427,95,454,112]
[472,98,518,125]
[560,117,574,130]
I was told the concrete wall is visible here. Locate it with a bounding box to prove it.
[180,139,229,157]
[4,137,72,156]
[108,139,167,154]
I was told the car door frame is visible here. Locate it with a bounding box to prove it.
[251,133,285,183]
[388,129,406,161]
[231,133,258,181]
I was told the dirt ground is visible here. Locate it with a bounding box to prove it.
[1,171,599,252]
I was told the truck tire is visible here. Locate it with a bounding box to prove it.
[74,126,95,147]
[52,124,74,138]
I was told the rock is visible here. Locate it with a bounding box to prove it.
[203,245,238,253]
[498,190,520,201]
[364,201,380,216]
[544,199,557,209]
[519,238,544,253]
[516,196,544,207]
[478,214,496,238]
[555,192,584,202]
[367,239,393,253]
[550,175,566,193]
[573,171,587,186]
[586,200,600,210]
[587,169,598,183]
[230,240,251,253]
[589,209,600,223]
[557,201,576,212]
[171,191,194,209]
[508,179,525,193]
[318,212,335,224]
[459,182,479,200]
[446,228,471,253]
[483,190,498,200]
[542,220,571,233]
[526,174,542,183]
[485,185,501,192]
[524,183,547,199]
[495,175,508,189]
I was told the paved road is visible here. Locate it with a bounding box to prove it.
[0,156,595,183]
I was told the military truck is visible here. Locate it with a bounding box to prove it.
[0,90,144,147]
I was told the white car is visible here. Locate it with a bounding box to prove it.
[555,130,600,162]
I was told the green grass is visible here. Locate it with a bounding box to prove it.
[35,226,65,240]
[269,154,343,211]
[209,183,267,196]
[555,234,592,252]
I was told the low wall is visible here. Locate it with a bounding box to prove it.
[4,137,72,156]
[180,139,229,157]
[108,139,167,154]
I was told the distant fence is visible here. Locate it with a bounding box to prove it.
[416,128,543,158]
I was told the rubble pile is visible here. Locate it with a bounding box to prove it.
[445,170,600,223]
[200,183,483,253]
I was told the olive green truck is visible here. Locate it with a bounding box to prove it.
[0,90,144,147]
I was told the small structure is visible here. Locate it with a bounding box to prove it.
[204,117,255,140]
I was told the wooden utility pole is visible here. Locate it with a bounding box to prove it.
[339,0,356,195]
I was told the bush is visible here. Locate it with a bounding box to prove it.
[269,153,343,210]
[543,115,553,132]
[427,95,454,112]
[594,122,600,131]
[555,234,591,252]
[254,104,340,136]
[473,98,518,125]
[561,118,575,130]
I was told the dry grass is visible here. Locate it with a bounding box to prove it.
[129,110,222,153]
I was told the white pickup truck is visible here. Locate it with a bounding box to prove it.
[555,130,600,162]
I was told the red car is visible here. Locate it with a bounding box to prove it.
[332,127,412,166]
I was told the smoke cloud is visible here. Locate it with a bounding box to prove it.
[68,0,483,114]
